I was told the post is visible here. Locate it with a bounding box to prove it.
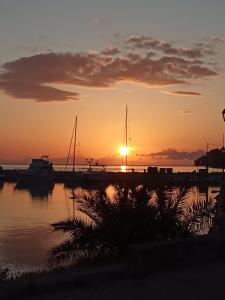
[72,116,78,172]
[214,111,225,231]
[221,110,225,215]
[223,133,225,186]
[206,142,209,173]
[125,105,128,169]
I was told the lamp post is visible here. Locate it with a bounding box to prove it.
[215,110,225,228]
[222,109,225,186]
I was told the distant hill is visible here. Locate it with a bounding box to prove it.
[194,148,225,169]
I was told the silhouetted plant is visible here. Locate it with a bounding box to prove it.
[49,185,215,266]
[0,267,8,281]
[182,196,215,235]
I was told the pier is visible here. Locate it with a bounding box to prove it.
[1,167,225,186]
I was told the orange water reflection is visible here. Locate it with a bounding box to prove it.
[0,182,219,273]
[120,165,128,172]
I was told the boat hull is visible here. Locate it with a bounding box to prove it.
[16,172,55,185]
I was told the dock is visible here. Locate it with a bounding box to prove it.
[1,167,224,186]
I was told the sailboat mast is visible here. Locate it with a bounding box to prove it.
[72,116,78,172]
[223,133,225,182]
[125,105,128,168]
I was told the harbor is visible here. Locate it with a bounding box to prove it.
[1,161,225,186]
[1,1,225,298]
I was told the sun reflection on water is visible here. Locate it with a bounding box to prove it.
[120,165,128,172]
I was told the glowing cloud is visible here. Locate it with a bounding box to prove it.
[137,148,205,160]
[0,36,218,102]
[167,91,202,96]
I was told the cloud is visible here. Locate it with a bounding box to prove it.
[0,80,79,102]
[126,35,215,59]
[101,47,120,56]
[167,91,202,96]
[0,36,218,102]
[178,110,192,114]
[39,35,51,42]
[211,36,225,44]
[137,148,205,160]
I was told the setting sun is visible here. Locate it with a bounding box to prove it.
[119,146,129,156]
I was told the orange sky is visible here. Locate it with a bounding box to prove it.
[1,79,224,165]
[0,1,225,165]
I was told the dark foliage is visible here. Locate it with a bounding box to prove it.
[0,267,8,281]
[195,148,225,169]
[49,185,215,266]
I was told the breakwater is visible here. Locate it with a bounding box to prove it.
[1,168,224,186]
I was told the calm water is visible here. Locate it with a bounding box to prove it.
[0,182,220,274]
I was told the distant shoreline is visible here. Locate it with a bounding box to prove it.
[0,163,195,167]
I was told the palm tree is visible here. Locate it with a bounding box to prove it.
[49,185,215,266]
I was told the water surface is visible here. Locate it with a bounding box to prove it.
[0,182,219,273]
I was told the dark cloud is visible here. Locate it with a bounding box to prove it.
[101,47,120,55]
[178,110,192,114]
[137,148,205,160]
[211,36,225,44]
[0,80,79,102]
[126,35,215,59]
[39,35,51,42]
[0,36,218,102]
[168,91,202,96]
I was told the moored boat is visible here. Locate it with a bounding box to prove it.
[0,166,5,181]
[16,156,55,184]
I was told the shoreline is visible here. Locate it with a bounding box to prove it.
[1,168,225,185]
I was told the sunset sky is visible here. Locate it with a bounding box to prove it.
[0,0,225,165]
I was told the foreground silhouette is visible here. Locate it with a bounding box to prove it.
[195,147,225,168]
[49,185,215,266]
[0,267,8,281]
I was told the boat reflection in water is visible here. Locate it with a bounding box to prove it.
[0,181,4,192]
[14,182,54,200]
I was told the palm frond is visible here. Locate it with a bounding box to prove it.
[51,217,94,233]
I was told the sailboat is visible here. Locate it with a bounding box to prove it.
[124,104,128,170]
[65,116,78,172]
[64,116,84,186]
[120,105,130,172]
